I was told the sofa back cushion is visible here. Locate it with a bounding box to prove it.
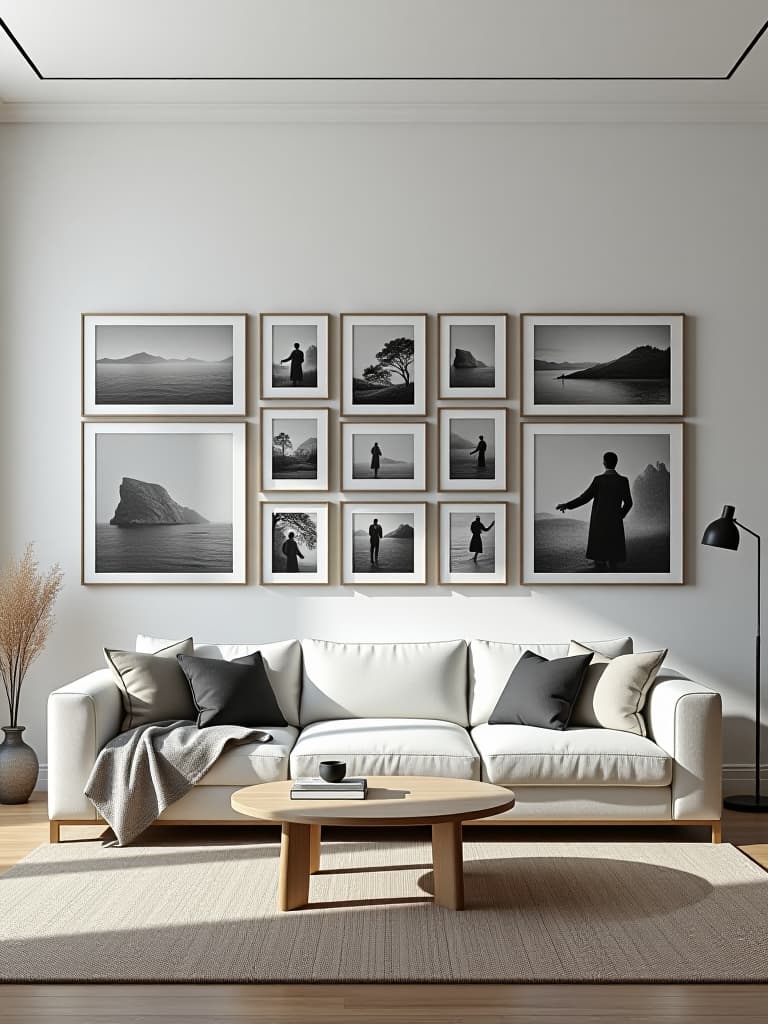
[468,637,633,727]
[300,639,469,726]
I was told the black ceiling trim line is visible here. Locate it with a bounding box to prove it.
[727,18,768,78]
[0,16,42,79]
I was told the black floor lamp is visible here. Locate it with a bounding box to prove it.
[702,505,765,812]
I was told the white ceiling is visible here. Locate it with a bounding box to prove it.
[1,0,767,121]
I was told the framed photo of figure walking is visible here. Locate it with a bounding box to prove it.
[438,503,507,585]
[521,422,683,585]
[341,422,426,491]
[260,314,329,400]
[438,408,507,491]
[261,502,329,585]
[341,502,427,585]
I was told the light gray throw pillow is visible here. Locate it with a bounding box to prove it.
[105,637,195,731]
[569,640,667,736]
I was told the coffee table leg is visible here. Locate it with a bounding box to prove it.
[278,822,312,911]
[309,824,322,874]
[431,821,464,911]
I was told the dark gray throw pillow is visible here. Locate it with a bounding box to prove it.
[488,650,594,730]
[177,651,288,729]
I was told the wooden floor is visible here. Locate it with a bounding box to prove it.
[2,794,768,1023]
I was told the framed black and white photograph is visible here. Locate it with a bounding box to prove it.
[438,314,507,399]
[341,314,426,416]
[341,502,427,585]
[521,422,683,585]
[260,314,329,399]
[341,421,426,491]
[438,502,507,585]
[82,422,246,584]
[260,408,329,491]
[521,314,684,417]
[82,314,247,416]
[438,408,507,491]
[261,502,329,585]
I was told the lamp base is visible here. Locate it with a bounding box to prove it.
[723,794,768,813]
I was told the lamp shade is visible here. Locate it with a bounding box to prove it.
[702,504,740,550]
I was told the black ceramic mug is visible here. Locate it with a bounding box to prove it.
[319,760,347,783]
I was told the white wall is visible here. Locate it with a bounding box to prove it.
[1,121,766,768]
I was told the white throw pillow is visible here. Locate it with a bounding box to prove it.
[569,640,667,736]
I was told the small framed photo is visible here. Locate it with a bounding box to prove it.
[438,314,507,399]
[521,422,683,585]
[260,314,329,399]
[341,422,426,491]
[82,422,246,585]
[82,314,247,416]
[261,503,329,584]
[438,408,507,491]
[341,502,427,585]
[260,409,329,491]
[521,313,684,417]
[439,503,507,585]
[341,314,426,416]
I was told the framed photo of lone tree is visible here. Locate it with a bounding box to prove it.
[521,313,684,417]
[260,408,329,491]
[521,422,683,585]
[261,503,329,584]
[341,314,426,416]
[438,503,507,585]
[260,314,329,399]
[341,421,426,492]
[438,408,507,491]
[82,314,247,416]
[341,502,427,585]
[438,314,507,399]
[82,422,246,584]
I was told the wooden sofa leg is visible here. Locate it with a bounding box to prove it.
[49,820,60,844]
[711,821,722,844]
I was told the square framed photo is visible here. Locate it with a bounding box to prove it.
[521,313,684,417]
[341,421,426,491]
[261,503,329,584]
[438,408,507,491]
[341,314,426,416]
[341,502,427,585]
[521,422,683,585]
[439,503,507,585]
[260,314,329,399]
[438,314,507,399]
[82,422,246,584]
[82,314,247,416]
[260,409,329,491]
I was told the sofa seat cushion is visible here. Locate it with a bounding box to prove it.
[197,725,298,786]
[471,723,672,787]
[290,718,480,780]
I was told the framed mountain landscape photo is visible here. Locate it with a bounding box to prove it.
[438,502,507,585]
[82,314,247,416]
[82,422,246,584]
[341,421,426,491]
[521,314,684,417]
[260,408,329,491]
[261,502,329,585]
[341,502,427,585]
[438,314,507,399]
[438,408,507,491]
[521,422,683,585]
[260,313,329,399]
[341,314,426,416]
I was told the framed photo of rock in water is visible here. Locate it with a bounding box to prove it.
[341,421,426,492]
[261,502,329,585]
[521,314,684,418]
[341,502,427,585]
[521,422,683,585]
[82,422,246,584]
[438,408,507,491]
[260,408,329,491]
[260,314,329,400]
[438,503,507,585]
[438,314,507,399]
[82,314,247,416]
[341,314,426,416]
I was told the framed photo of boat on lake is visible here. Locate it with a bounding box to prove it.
[261,502,329,585]
[341,502,427,585]
[438,502,507,585]
[438,314,507,399]
[260,408,329,491]
[438,408,507,491]
[82,422,246,584]
[341,421,426,491]
[82,314,247,416]
[521,314,684,417]
[341,314,426,416]
[521,422,683,585]
[260,314,329,399]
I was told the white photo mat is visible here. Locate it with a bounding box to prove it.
[438,314,507,399]
[439,502,507,585]
[341,421,426,491]
[341,502,427,585]
[261,502,329,584]
[260,313,329,399]
[260,408,329,491]
[341,314,426,416]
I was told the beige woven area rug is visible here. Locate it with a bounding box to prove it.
[1,834,766,983]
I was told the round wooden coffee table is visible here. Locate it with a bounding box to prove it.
[231,776,515,912]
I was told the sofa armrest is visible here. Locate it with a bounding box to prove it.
[47,669,123,820]
[645,674,722,822]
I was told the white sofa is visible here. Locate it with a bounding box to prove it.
[47,636,723,842]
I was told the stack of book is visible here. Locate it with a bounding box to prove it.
[290,777,368,800]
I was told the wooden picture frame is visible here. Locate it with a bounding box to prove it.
[438,314,507,399]
[341,314,427,416]
[260,502,330,585]
[260,313,330,400]
[438,408,507,492]
[260,408,329,491]
[438,502,507,585]
[341,421,427,492]
[340,501,427,585]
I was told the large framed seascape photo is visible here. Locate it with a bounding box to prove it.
[341,421,426,491]
[438,408,507,491]
[341,314,426,416]
[521,314,684,417]
[521,422,683,585]
[260,408,329,491]
[82,422,246,584]
[260,314,329,399]
[341,502,427,585]
[438,503,507,585]
[438,314,507,399]
[261,503,329,585]
[82,314,247,416]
